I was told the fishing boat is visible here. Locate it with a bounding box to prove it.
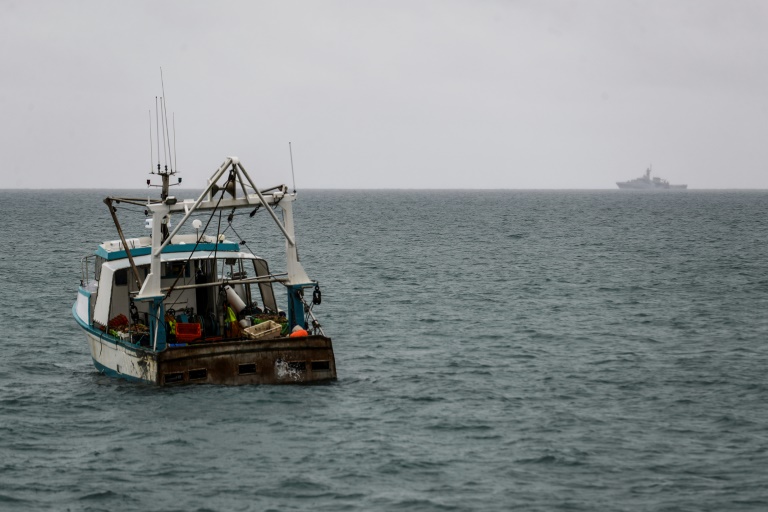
[73,156,336,385]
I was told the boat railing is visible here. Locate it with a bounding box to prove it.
[80,255,97,288]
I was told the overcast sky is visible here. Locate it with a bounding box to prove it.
[2,0,767,189]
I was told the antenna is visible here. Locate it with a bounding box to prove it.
[163,97,172,172]
[173,112,178,174]
[147,69,182,199]
[289,141,296,193]
[160,67,173,173]
[161,97,168,171]
[148,110,154,173]
[155,97,160,173]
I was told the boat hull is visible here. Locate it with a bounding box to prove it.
[85,330,158,383]
[77,307,336,386]
[156,336,336,385]
[616,182,687,190]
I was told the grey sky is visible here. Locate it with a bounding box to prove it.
[2,0,767,189]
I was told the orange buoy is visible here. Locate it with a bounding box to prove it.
[290,328,308,337]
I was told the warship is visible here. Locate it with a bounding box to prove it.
[617,167,687,190]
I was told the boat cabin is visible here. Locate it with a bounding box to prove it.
[78,233,286,347]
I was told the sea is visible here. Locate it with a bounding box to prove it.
[0,188,767,511]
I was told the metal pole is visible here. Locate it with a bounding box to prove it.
[104,198,143,288]
[154,158,232,256]
[235,161,295,246]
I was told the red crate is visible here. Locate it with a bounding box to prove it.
[176,323,202,342]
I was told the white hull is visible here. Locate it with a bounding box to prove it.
[85,331,157,383]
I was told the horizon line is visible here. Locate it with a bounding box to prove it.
[2,186,768,192]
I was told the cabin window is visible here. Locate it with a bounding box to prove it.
[251,258,279,314]
[162,261,189,279]
[95,256,105,280]
[114,268,128,286]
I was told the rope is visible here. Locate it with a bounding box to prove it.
[164,185,228,309]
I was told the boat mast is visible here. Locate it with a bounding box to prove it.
[158,68,178,201]
[160,164,172,200]
[134,74,179,351]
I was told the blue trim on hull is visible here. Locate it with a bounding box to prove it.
[77,286,92,324]
[91,358,154,385]
[72,302,97,332]
[72,303,158,354]
[72,302,157,355]
[72,302,120,343]
[73,303,157,385]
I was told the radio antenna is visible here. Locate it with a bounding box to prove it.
[160,67,173,172]
[148,110,153,173]
[147,71,181,197]
[289,141,297,193]
[163,97,172,172]
[173,112,178,174]
[154,97,160,173]
[160,97,168,171]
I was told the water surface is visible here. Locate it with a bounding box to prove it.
[0,189,766,511]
